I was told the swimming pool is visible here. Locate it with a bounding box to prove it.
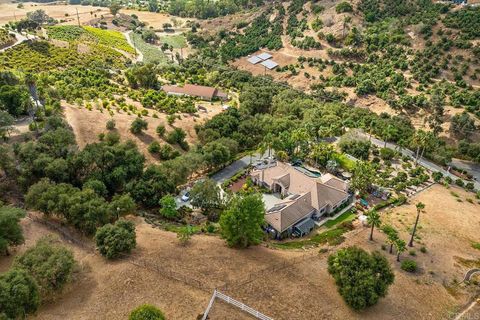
[293,165,321,178]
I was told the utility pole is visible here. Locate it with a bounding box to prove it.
[76,8,80,26]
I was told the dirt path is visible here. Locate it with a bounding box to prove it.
[0,31,31,53]
[124,30,143,62]
[454,297,480,320]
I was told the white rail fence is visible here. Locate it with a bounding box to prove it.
[202,289,273,320]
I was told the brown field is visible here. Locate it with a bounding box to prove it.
[63,101,223,163]
[1,184,478,319]
[124,10,191,30]
[0,1,188,29]
[0,1,110,26]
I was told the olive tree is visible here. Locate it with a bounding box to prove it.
[0,268,40,319]
[0,205,26,255]
[129,304,165,320]
[328,246,394,310]
[95,220,136,259]
[13,236,75,296]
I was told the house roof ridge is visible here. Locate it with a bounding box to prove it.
[316,180,348,194]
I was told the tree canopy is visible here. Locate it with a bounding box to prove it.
[0,205,26,255]
[95,219,136,259]
[13,236,75,296]
[219,193,265,248]
[328,246,394,310]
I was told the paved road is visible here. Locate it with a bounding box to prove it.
[356,133,480,191]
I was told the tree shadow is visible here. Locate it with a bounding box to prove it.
[136,132,155,145]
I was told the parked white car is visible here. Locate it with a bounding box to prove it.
[181,192,190,202]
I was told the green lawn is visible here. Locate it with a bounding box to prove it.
[159,34,187,48]
[273,227,348,249]
[332,153,356,172]
[323,210,356,228]
[130,32,169,64]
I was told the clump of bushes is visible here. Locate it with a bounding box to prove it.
[328,246,394,310]
[401,259,417,273]
[0,268,40,319]
[129,304,165,320]
[148,141,161,154]
[106,119,116,130]
[130,118,148,134]
[95,219,136,259]
[0,236,76,319]
[336,1,353,13]
[13,236,76,297]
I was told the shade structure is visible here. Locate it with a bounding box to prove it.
[260,59,279,70]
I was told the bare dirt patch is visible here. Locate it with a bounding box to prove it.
[63,101,223,163]
[124,9,191,30]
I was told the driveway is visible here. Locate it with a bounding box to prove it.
[210,152,264,184]
[353,133,480,190]
[450,159,480,182]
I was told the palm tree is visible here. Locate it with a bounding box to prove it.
[275,150,289,162]
[395,239,406,262]
[382,224,398,254]
[367,210,381,241]
[261,133,275,158]
[382,124,396,148]
[412,130,427,166]
[409,202,425,247]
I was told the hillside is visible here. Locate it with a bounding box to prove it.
[191,0,480,163]
[1,1,480,320]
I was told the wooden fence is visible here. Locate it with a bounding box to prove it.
[202,290,273,320]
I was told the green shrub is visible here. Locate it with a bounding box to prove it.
[420,246,427,253]
[465,182,474,191]
[0,268,40,319]
[401,259,417,273]
[159,195,177,219]
[156,124,166,137]
[130,118,148,134]
[106,119,116,130]
[409,250,416,256]
[432,171,443,182]
[148,141,161,154]
[95,220,136,259]
[13,236,75,297]
[129,304,165,320]
[380,148,395,160]
[327,246,394,310]
[0,205,26,255]
[455,179,464,187]
[336,1,353,13]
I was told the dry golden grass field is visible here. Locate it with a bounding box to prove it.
[1,184,478,320]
